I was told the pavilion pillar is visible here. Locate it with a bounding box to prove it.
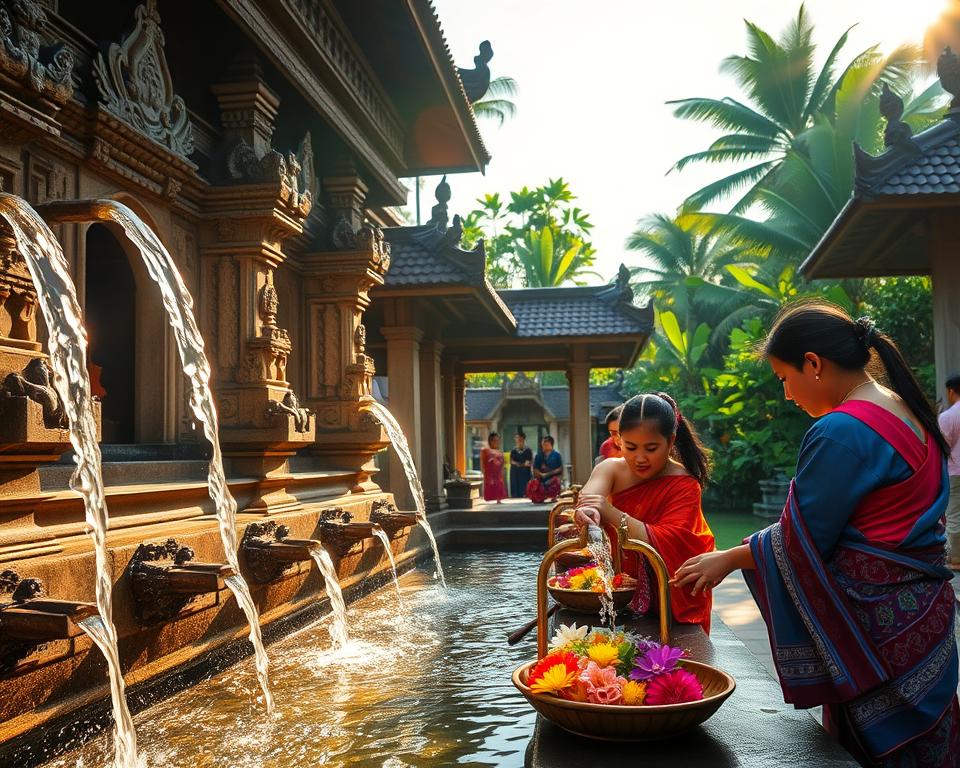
[442,357,458,474]
[930,211,960,399]
[454,374,467,474]
[567,358,592,486]
[382,326,423,510]
[418,339,445,511]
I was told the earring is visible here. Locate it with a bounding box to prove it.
[815,374,821,381]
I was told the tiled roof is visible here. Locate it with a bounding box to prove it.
[466,382,625,423]
[498,282,654,338]
[382,222,479,286]
[854,117,960,198]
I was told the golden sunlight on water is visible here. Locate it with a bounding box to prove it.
[46,551,541,768]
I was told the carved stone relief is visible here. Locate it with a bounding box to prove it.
[223,134,312,219]
[93,0,194,157]
[0,0,74,105]
[0,357,65,427]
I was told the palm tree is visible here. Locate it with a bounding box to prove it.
[626,213,762,347]
[667,5,925,213]
[515,225,599,287]
[472,76,518,126]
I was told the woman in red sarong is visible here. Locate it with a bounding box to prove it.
[481,432,507,503]
[575,392,715,632]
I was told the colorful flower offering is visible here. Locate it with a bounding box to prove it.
[548,564,634,592]
[525,624,704,706]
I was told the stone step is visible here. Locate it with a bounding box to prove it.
[446,508,549,527]
[446,525,546,549]
[39,460,210,490]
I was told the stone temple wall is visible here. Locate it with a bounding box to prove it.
[0,0,427,749]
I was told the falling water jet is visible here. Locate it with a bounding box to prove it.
[309,546,349,650]
[0,194,139,768]
[364,401,446,587]
[36,199,273,713]
[371,525,404,610]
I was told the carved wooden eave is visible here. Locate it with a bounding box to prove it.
[0,0,75,141]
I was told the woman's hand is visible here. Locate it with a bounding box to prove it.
[671,550,736,597]
[574,493,613,528]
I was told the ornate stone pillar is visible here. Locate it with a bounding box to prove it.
[199,67,316,513]
[567,358,593,486]
[300,221,390,489]
[418,339,445,510]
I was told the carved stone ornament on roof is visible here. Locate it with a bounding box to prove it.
[431,175,451,229]
[615,263,633,298]
[0,0,74,105]
[457,40,493,103]
[224,137,313,218]
[938,47,960,112]
[879,84,917,151]
[92,0,195,157]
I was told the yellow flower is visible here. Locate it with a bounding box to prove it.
[587,643,621,668]
[568,574,588,590]
[621,679,647,705]
[530,663,579,696]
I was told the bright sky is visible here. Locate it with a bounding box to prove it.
[414,0,949,284]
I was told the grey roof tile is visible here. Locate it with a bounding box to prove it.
[499,285,653,338]
[466,382,626,423]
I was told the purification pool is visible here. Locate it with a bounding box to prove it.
[46,551,543,768]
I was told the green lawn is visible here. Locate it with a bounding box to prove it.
[706,512,768,550]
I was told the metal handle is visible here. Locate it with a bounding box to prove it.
[618,530,672,645]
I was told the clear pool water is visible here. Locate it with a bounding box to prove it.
[46,551,541,768]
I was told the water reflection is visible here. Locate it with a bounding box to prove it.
[46,552,540,768]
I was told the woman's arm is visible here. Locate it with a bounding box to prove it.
[672,544,754,596]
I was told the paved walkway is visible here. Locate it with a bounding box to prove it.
[711,571,777,680]
[470,498,552,513]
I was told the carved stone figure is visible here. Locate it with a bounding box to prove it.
[938,47,960,109]
[266,389,311,433]
[879,84,916,151]
[258,284,279,328]
[457,40,493,103]
[93,0,194,156]
[0,0,74,105]
[223,137,312,218]
[0,357,66,428]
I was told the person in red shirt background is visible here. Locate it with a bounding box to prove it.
[597,404,623,462]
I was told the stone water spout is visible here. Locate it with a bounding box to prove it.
[0,571,98,673]
[241,520,321,583]
[369,499,419,537]
[129,539,235,625]
[319,508,377,557]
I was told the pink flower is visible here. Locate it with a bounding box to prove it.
[580,661,625,705]
[644,668,704,705]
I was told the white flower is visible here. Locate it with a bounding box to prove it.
[549,622,588,650]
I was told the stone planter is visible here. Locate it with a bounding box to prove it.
[752,473,791,522]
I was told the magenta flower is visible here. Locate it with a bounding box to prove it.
[629,644,685,681]
[644,668,704,705]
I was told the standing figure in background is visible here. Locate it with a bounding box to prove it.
[938,374,960,569]
[596,404,624,464]
[481,432,507,503]
[527,435,563,503]
[509,431,533,498]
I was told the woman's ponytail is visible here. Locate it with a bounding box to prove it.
[656,392,711,486]
[867,325,950,457]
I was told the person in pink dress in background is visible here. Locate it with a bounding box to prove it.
[938,374,960,569]
[481,432,508,503]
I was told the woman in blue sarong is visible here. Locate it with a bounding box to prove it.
[674,302,959,767]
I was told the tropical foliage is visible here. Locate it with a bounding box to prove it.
[472,76,519,126]
[621,4,940,511]
[462,179,599,288]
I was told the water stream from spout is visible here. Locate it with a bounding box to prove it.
[365,401,445,587]
[586,526,617,629]
[36,199,273,713]
[0,194,139,768]
[309,546,349,650]
[371,525,404,610]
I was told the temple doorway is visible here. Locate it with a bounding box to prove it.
[84,224,136,443]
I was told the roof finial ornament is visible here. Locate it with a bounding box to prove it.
[457,41,493,103]
[615,263,632,293]
[879,83,915,150]
[431,175,450,229]
[937,47,960,117]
